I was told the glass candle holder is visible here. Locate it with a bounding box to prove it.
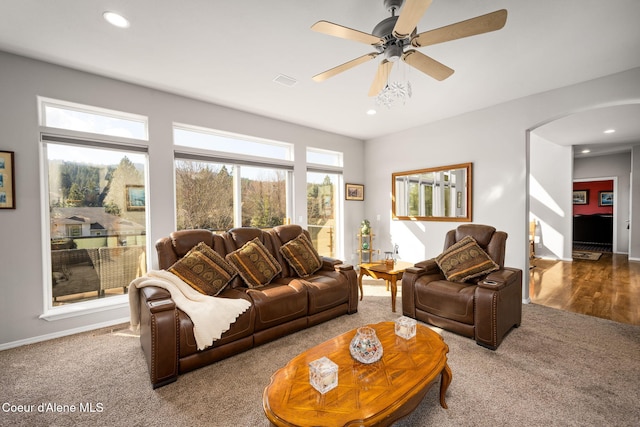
[309,356,338,394]
[349,326,383,364]
[395,316,417,339]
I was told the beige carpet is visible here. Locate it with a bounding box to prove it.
[1,280,639,426]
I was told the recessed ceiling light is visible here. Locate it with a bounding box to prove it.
[103,11,130,28]
[366,109,377,115]
[604,129,616,134]
[581,149,591,154]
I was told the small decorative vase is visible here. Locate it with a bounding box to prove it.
[349,326,383,364]
[360,219,371,236]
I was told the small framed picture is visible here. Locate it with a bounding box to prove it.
[345,183,364,201]
[572,190,588,205]
[126,185,146,211]
[599,191,613,206]
[0,150,15,209]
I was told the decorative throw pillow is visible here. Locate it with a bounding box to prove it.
[435,236,499,282]
[168,241,236,296]
[226,238,282,288]
[279,234,323,277]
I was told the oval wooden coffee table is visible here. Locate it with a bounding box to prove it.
[263,321,451,426]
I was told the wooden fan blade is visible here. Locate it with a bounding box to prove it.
[368,60,394,97]
[402,50,454,81]
[393,0,433,39]
[411,9,507,48]
[312,53,379,82]
[311,20,383,46]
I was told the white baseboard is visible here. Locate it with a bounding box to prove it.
[0,317,130,351]
[533,255,572,262]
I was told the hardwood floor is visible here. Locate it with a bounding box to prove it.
[529,253,640,326]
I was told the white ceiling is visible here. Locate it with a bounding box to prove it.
[534,104,640,158]
[1,0,639,152]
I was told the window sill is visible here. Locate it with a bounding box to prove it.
[40,295,129,321]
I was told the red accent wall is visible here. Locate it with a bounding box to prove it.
[573,180,613,215]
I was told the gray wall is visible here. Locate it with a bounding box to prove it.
[365,67,640,302]
[0,51,365,348]
[530,133,574,260]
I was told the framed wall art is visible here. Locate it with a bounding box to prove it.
[126,185,146,211]
[599,191,613,206]
[572,190,588,205]
[345,183,364,201]
[0,150,15,209]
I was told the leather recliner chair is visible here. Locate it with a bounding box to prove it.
[401,224,522,350]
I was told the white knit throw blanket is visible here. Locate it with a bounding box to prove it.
[129,270,251,350]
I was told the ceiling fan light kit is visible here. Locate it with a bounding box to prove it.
[376,80,412,109]
[311,0,507,104]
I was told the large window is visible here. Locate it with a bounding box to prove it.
[174,125,293,231]
[40,99,149,312]
[307,147,343,258]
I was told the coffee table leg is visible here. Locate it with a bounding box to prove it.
[439,363,452,409]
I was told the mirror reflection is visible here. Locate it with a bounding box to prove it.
[392,162,472,222]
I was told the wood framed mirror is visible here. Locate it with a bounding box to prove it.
[392,162,472,222]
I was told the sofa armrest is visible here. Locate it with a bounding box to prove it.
[401,260,442,317]
[320,256,342,270]
[475,267,523,349]
[334,263,354,272]
[408,259,440,276]
[321,257,355,273]
[478,268,520,291]
[139,287,179,389]
[148,298,176,312]
[318,257,358,313]
[140,285,171,302]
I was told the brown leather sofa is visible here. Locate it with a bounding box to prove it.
[401,224,522,350]
[137,224,358,388]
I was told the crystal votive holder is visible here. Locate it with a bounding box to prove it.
[395,316,417,339]
[309,356,338,394]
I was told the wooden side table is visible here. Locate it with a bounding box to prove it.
[358,261,414,312]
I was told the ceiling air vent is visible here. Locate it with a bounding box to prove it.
[273,74,298,87]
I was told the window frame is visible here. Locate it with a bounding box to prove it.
[38,97,148,141]
[173,124,296,231]
[174,122,293,162]
[307,147,343,168]
[38,98,150,321]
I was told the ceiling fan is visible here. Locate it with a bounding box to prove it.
[311,0,507,97]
